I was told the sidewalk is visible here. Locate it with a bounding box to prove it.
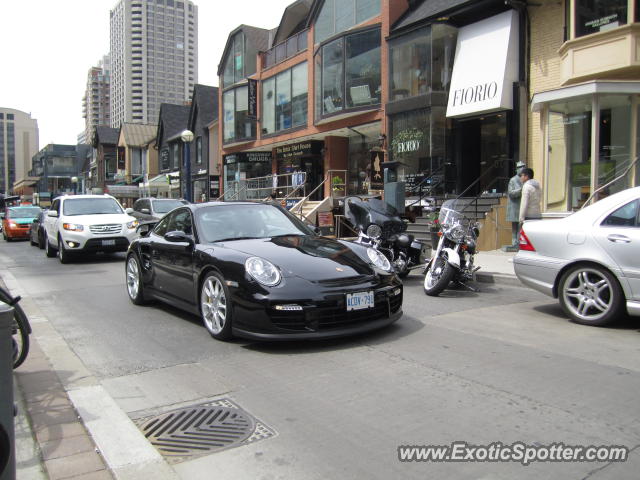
[473,249,519,285]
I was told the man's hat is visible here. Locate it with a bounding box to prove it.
[516,161,526,168]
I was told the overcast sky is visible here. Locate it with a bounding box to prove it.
[0,0,294,149]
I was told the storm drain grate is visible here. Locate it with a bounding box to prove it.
[137,398,275,462]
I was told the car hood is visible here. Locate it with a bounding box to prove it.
[62,214,136,225]
[218,235,375,281]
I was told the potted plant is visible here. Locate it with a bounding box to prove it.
[331,175,345,196]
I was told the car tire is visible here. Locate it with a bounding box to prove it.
[58,236,72,264]
[29,234,37,246]
[200,271,233,341]
[126,254,147,305]
[45,235,57,258]
[37,230,45,249]
[558,264,623,327]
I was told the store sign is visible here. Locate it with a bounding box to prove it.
[275,141,323,160]
[370,151,384,190]
[396,140,421,154]
[223,151,272,165]
[446,10,519,118]
[247,79,258,120]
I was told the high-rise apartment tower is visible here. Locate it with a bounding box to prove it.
[109,0,198,129]
[82,55,111,144]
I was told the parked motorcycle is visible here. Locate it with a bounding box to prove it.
[345,196,427,278]
[423,199,480,296]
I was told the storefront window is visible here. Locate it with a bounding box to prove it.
[131,148,143,175]
[262,63,308,135]
[193,179,207,202]
[223,86,256,143]
[390,28,430,100]
[314,0,380,44]
[172,143,180,169]
[316,27,381,119]
[196,137,202,164]
[348,131,379,195]
[598,95,631,195]
[547,97,592,211]
[575,0,627,37]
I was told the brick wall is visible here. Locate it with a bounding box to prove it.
[527,0,565,194]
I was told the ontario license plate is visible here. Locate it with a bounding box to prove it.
[102,239,116,246]
[346,291,374,311]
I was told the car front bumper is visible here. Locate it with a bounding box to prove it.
[230,278,403,340]
[5,225,30,238]
[513,251,566,298]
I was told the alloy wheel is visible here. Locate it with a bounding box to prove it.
[561,268,613,322]
[201,276,227,335]
[126,257,140,300]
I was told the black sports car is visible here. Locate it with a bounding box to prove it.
[125,201,403,341]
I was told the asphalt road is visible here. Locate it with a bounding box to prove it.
[3,238,640,480]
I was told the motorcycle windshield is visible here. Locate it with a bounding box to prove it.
[438,200,468,227]
[345,197,402,227]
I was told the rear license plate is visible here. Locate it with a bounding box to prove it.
[102,239,116,246]
[346,291,374,311]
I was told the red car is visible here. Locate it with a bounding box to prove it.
[2,206,42,241]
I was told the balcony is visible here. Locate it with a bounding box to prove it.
[263,29,308,70]
[559,23,640,85]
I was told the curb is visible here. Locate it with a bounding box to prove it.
[475,271,523,287]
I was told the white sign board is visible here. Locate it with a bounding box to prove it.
[446,10,519,118]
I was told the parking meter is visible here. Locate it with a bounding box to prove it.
[382,161,405,213]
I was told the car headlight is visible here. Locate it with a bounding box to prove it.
[126,220,139,230]
[245,257,281,286]
[63,223,84,232]
[367,247,391,271]
[366,224,382,239]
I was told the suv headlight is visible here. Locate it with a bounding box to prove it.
[63,223,84,232]
[126,220,139,230]
[245,257,281,286]
[367,247,392,271]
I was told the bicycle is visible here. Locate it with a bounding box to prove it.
[0,285,31,368]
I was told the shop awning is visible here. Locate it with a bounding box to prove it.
[446,10,519,118]
[530,81,640,112]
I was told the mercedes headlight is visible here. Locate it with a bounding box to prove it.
[126,220,139,230]
[245,257,281,286]
[367,247,391,271]
[366,224,382,239]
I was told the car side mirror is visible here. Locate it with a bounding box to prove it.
[136,223,153,237]
[140,208,150,214]
[164,230,194,246]
[47,210,58,218]
[33,219,38,223]
[125,208,134,214]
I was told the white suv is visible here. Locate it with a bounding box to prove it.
[43,194,138,263]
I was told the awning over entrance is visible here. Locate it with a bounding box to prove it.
[446,10,519,118]
[531,81,640,111]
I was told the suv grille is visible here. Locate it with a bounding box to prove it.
[89,224,122,235]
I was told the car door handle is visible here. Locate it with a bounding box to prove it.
[607,234,631,243]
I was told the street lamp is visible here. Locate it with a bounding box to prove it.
[180,129,195,202]
[71,176,78,195]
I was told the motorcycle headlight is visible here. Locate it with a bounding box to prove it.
[367,247,392,271]
[366,224,382,239]
[446,225,465,242]
[126,220,139,230]
[245,256,281,286]
[63,223,84,232]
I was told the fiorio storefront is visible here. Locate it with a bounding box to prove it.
[387,7,524,196]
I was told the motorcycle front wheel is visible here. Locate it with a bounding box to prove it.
[424,254,455,296]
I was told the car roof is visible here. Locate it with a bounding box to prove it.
[57,194,117,201]
[188,201,272,211]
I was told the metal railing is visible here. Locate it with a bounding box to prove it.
[289,169,347,222]
[581,156,639,209]
[217,171,308,202]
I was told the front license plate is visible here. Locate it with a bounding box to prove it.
[102,239,116,246]
[346,291,374,311]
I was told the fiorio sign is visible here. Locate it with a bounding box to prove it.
[396,140,421,154]
[446,10,519,118]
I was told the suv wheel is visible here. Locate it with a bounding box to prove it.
[58,236,72,264]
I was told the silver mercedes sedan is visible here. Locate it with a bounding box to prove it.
[514,186,640,326]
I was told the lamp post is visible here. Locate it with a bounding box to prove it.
[71,176,78,195]
[180,129,194,202]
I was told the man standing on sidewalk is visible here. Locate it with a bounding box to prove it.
[518,167,542,224]
[506,160,525,248]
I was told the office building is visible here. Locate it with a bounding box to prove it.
[82,55,111,144]
[0,108,39,196]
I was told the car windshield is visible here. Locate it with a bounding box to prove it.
[63,198,123,216]
[7,207,41,219]
[152,199,186,214]
[195,204,312,243]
